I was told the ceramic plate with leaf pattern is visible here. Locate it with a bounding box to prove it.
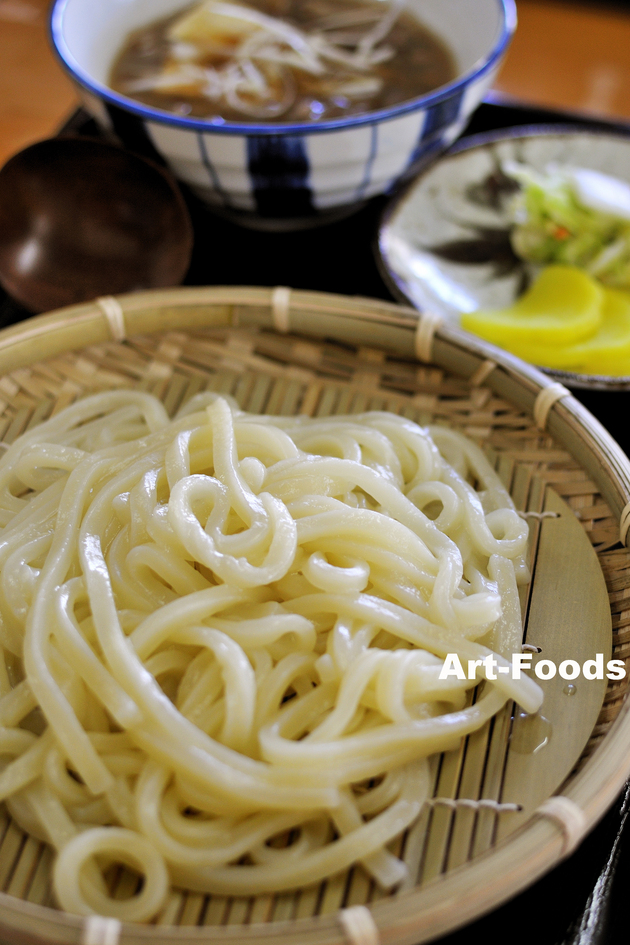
[377,125,630,390]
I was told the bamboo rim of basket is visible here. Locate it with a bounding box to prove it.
[0,284,628,945]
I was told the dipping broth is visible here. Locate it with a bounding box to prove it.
[109,0,456,123]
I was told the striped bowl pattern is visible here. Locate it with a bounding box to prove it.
[51,0,516,229]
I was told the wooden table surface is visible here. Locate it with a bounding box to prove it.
[1,0,630,168]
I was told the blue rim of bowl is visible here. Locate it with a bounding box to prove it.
[377,121,630,391]
[49,0,516,137]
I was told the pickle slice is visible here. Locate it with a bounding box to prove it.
[461,265,603,347]
[507,286,630,376]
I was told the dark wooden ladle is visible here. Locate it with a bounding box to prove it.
[0,136,194,314]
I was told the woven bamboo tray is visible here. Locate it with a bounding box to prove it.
[0,285,629,945]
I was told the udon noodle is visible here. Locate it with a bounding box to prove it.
[0,390,541,920]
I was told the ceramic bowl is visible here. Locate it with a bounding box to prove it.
[377,125,630,390]
[50,0,515,230]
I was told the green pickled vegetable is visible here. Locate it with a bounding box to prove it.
[504,161,630,289]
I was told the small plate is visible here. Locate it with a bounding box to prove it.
[377,125,630,390]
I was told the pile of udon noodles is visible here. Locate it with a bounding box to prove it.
[0,390,542,921]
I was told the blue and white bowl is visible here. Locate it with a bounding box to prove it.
[51,0,516,230]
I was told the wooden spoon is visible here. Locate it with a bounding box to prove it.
[0,136,194,314]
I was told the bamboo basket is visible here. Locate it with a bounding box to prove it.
[0,285,629,945]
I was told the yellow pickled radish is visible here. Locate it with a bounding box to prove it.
[461,265,604,347]
[466,283,630,376]
[583,288,630,375]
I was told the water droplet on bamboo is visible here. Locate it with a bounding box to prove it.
[510,711,551,754]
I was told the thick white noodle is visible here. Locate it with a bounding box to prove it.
[0,391,541,920]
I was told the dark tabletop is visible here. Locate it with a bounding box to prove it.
[1,94,630,945]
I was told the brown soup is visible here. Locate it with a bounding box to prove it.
[110,0,456,124]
